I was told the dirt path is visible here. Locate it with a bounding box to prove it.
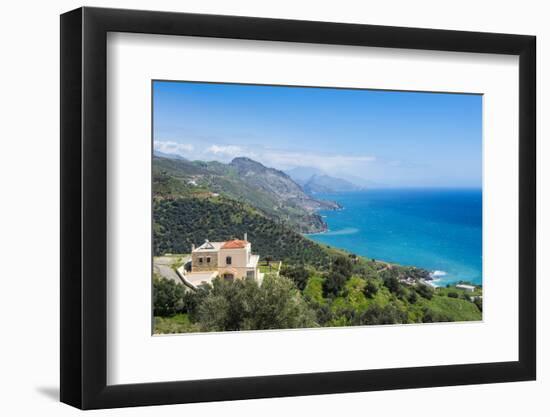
[153,256,188,284]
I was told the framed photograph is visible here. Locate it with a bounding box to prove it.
[60,7,536,409]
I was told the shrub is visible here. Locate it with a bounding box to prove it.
[153,276,185,317]
[181,284,211,320]
[323,271,348,297]
[315,304,333,325]
[363,279,379,299]
[407,289,418,304]
[332,256,353,277]
[422,307,451,323]
[357,304,407,325]
[322,256,354,297]
[383,275,398,292]
[280,264,310,291]
[415,283,434,300]
[474,297,483,312]
[303,275,326,305]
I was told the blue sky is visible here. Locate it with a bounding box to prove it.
[153,81,482,188]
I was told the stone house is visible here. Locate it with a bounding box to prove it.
[180,234,262,288]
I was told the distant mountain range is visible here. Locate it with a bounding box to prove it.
[153,154,340,233]
[154,152,374,195]
[228,157,339,213]
[154,150,187,160]
[303,174,364,194]
[285,167,365,193]
[284,166,325,186]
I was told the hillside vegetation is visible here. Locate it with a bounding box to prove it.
[153,196,336,268]
[153,257,482,334]
[153,156,339,233]
[152,155,483,333]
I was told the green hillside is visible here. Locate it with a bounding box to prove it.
[152,155,482,333]
[153,156,338,233]
[152,191,483,331]
[153,196,335,268]
[153,261,482,334]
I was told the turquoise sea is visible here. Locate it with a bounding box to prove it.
[308,189,482,286]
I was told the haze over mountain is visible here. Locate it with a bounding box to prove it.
[154,150,187,160]
[285,166,365,193]
[340,175,386,189]
[284,166,325,187]
[303,174,364,194]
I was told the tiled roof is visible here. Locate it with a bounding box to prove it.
[222,239,248,249]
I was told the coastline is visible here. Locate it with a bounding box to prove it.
[305,229,448,288]
[306,190,482,288]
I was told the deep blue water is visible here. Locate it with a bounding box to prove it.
[308,189,482,286]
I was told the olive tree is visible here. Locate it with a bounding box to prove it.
[153,276,185,317]
[198,275,316,331]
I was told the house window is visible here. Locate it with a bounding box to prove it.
[223,273,234,282]
[206,257,211,264]
[226,256,232,265]
[246,270,255,280]
[198,257,203,264]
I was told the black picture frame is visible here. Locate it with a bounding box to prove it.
[60,6,536,410]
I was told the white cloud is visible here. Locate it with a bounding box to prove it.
[261,149,375,171]
[154,139,375,174]
[207,145,247,158]
[154,141,194,155]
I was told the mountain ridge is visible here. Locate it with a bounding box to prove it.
[153,155,340,233]
[304,174,364,194]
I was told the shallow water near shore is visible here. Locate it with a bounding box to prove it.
[308,189,482,286]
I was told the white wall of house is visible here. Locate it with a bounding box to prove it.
[219,245,251,268]
[190,242,258,280]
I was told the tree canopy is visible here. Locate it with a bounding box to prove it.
[196,275,316,331]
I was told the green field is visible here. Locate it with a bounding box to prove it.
[154,314,199,334]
